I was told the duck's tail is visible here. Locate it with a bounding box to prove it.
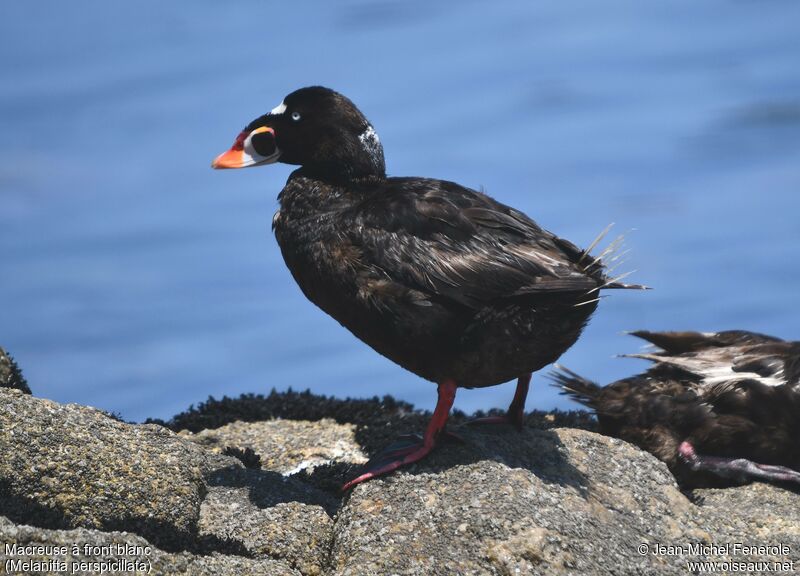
[548,364,602,411]
[578,223,649,292]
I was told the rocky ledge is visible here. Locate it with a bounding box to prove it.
[1,374,798,575]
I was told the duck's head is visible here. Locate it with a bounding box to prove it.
[212,86,385,181]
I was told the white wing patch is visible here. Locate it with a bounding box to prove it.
[696,364,785,388]
[626,352,787,388]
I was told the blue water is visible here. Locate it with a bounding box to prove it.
[1,1,799,422]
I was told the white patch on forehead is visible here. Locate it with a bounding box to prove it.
[358,124,382,163]
[270,101,287,115]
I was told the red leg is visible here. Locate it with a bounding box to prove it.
[679,441,800,485]
[342,379,458,491]
[506,373,531,430]
[467,373,531,431]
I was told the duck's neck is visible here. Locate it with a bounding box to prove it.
[300,123,387,184]
[281,165,385,213]
[283,170,384,219]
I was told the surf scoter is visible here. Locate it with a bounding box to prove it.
[553,330,800,488]
[212,86,644,489]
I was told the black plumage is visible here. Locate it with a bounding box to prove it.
[213,86,643,488]
[275,173,624,387]
[553,330,800,488]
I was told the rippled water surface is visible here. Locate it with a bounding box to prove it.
[2,1,799,421]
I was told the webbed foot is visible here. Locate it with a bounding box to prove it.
[679,441,800,485]
[466,374,530,431]
[342,379,458,491]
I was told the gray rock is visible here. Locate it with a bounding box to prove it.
[691,482,800,567]
[185,418,367,475]
[331,428,682,575]
[331,427,800,575]
[0,387,337,574]
[0,515,300,575]
[1,381,797,576]
[0,388,208,549]
[199,465,336,576]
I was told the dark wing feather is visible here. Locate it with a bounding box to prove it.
[346,178,598,308]
[630,330,782,355]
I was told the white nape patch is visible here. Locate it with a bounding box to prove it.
[359,124,379,145]
[270,101,287,115]
[358,124,382,162]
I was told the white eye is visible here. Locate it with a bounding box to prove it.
[291,111,301,122]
